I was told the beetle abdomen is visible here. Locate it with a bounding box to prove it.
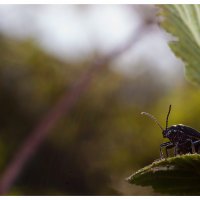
[177,124,200,140]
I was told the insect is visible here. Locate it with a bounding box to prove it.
[141,105,200,158]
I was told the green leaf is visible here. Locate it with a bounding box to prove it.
[127,154,200,195]
[160,5,200,85]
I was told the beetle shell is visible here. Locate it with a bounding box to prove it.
[164,124,200,154]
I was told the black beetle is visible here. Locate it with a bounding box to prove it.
[141,105,200,158]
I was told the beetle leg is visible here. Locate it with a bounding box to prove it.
[160,142,174,158]
[174,144,177,156]
[192,142,196,153]
[166,143,175,157]
[186,139,196,153]
[193,140,200,153]
[160,146,164,158]
[165,147,169,157]
[160,142,170,158]
[193,140,200,145]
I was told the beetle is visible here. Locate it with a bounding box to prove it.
[141,105,200,158]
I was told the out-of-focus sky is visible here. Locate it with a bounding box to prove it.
[0,5,183,80]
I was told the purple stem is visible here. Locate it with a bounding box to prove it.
[0,22,151,195]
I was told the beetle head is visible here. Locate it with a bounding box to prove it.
[163,127,175,140]
[162,128,171,138]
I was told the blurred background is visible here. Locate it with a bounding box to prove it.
[0,4,200,195]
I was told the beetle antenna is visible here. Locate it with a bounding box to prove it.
[141,112,164,131]
[166,104,171,130]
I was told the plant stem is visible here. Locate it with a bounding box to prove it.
[0,22,152,195]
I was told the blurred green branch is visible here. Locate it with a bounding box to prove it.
[0,21,154,195]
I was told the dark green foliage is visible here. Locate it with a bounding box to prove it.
[0,34,169,195]
[1,13,200,194]
[127,154,200,195]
